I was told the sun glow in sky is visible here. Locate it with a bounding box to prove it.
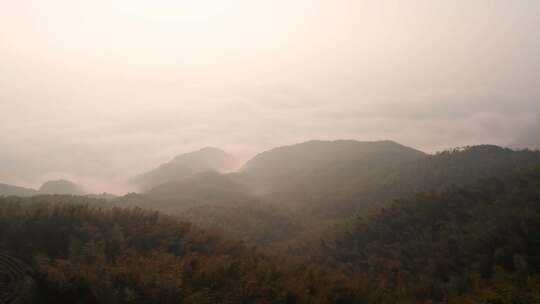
[1,0,540,192]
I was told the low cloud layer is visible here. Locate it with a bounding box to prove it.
[1,0,539,193]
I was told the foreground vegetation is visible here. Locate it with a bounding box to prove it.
[307,167,540,303]
[0,196,357,303]
[2,144,540,303]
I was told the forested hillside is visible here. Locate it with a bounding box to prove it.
[38,179,84,195]
[117,172,302,245]
[301,167,540,303]
[131,147,236,191]
[117,143,540,247]
[239,140,425,197]
[318,145,540,218]
[0,196,359,303]
[3,142,540,303]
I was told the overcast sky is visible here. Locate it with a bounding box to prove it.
[1,0,540,193]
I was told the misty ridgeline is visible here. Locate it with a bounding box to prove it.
[2,140,540,303]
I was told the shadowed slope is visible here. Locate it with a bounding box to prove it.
[131,147,236,191]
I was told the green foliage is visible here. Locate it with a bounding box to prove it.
[131,147,235,191]
[117,171,304,246]
[118,144,540,251]
[0,196,358,304]
[287,144,540,220]
[3,144,540,303]
[309,167,540,303]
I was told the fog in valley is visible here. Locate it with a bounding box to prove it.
[1,0,540,194]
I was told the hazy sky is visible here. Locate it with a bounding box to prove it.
[1,0,540,192]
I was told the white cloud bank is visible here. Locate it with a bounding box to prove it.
[1,0,539,192]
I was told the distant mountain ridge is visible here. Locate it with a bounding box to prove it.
[39,179,83,195]
[131,147,236,191]
[319,144,540,218]
[2,139,533,247]
[4,140,540,303]
[0,183,38,197]
[118,140,431,243]
[117,170,301,245]
[238,140,427,198]
[118,140,540,244]
[242,140,425,179]
[0,179,83,196]
[146,171,251,207]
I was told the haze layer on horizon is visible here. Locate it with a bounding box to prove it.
[1,0,540,192]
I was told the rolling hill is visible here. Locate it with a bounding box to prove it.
[239,142,540,220]
[0,195,358,304]
[131,147,236,191]
[39,179,84,195]
[118,171,302,245]
[119,141,540,246]
[0,183,38,197]
[1,179,84,197]
[239,140,426,195]
[304,166,540,303]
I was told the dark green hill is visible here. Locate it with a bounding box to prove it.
[178,203,302,245]
[122,142,540,247]
[0,183,37,197]
[39,179,83,195]
[240,140,426,195]
[243,143,540,221]
[0,196,357,304]
[118,172,301,245]
[148,171,248,201]
[122,171,252,212]
[320,145,540,218]
[305,167,540,303]
[131,147,235,191]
